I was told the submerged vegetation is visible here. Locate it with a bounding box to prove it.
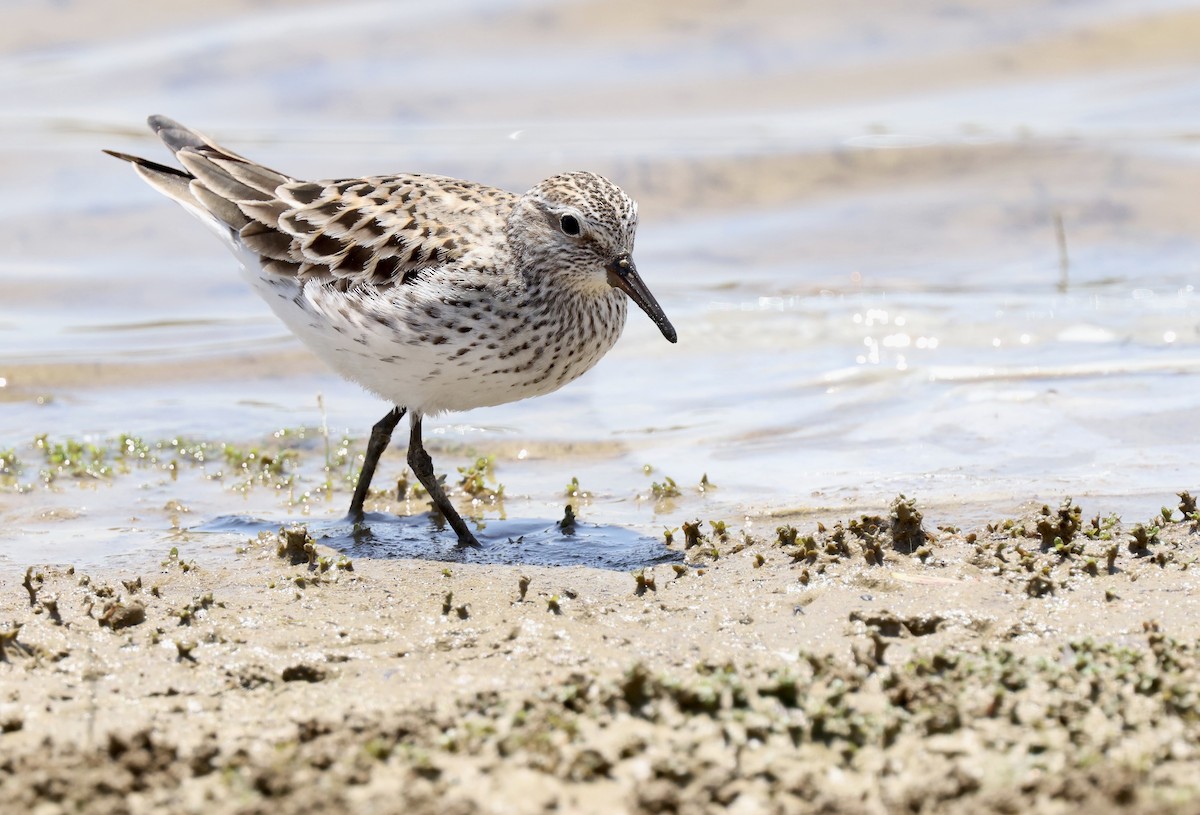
[20,431,304,494]
[456,455,503,504]
[2,428,736,535]
[0,428,515,513]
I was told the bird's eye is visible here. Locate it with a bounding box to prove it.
[559,214,581,236]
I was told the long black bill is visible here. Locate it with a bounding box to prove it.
[606,255,677,343]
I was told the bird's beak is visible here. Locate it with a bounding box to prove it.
[606,255,677,343]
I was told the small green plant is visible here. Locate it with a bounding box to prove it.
[1036,498,1082,549]
[564,476,590,499]
[1085,513,1121,541]
[1127,524,1159,555]
[651,476,681,499]
[457,456,503,502]
[0,448,21,483]
[35,434,112,481]
[633,570,656,595]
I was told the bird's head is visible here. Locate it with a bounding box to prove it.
[510,171,676,343]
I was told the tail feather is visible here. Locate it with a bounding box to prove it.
[105,115,294,240]
[177,151,273,204]
[147,114,289,192]
[147,114,219,156]
[211,155,289,198]
[103,147,204,216]
[190,182,251,231]
[102,149,190,179]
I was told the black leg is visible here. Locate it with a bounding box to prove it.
[406,414,480,547]
[347,406,406,523]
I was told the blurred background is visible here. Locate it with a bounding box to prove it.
[3,0,1200,559]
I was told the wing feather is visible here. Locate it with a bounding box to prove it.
[108,115,517,286]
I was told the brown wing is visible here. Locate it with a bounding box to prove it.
[109,116,512,287]
[237,174,501,285]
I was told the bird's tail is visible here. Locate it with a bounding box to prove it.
[102,147,200,213]
[104,115,292,239]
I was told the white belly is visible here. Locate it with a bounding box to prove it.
[234,245,627,415]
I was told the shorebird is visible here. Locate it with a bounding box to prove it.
[105,116,676,546]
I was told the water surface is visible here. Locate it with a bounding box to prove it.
[3,0,1200,566]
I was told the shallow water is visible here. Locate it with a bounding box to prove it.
[3,0,1200,566]
[200,513,683,571]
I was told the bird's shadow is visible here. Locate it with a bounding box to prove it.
[196,513,682,571]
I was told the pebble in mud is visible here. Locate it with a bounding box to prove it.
[281,664,326,683]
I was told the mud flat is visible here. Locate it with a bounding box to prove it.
[4,491,1200,814]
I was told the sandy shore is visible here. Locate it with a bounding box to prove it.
[4,493,1200,814]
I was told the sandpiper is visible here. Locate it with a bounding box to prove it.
[106,116,676,546]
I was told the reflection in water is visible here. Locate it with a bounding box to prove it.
[3,1,1200,565]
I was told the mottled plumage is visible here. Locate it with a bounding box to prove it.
[106,115,676,546]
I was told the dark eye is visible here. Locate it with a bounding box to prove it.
[559,214,581,236]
